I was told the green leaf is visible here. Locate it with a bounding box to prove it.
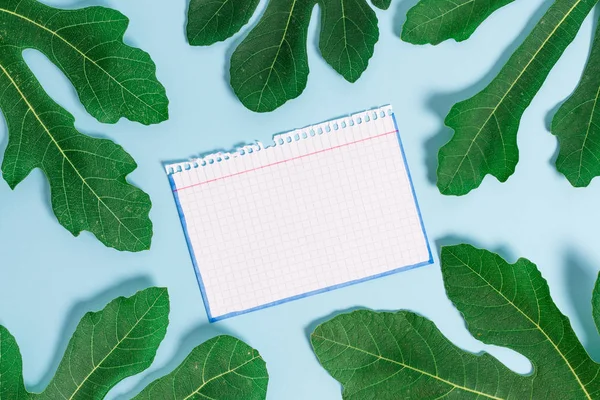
[443,244,600,398]
[371,0,391,10]
[0,0,168,125]
[190,0,381,112]
[37,287,169,400]
[0,326,29,400]
[0,0,169,250]
[402,0,516,44]
[133,335,268,400]
[551,14,600,187]
[435,0,596,195]
[187,0,261,45]
[319,0,379,82]
[312,244,600,399]
[0,287,270,399]
[311,310,530,399]
[229,0,314,112]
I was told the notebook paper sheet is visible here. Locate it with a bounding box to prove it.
[166,105,432,321]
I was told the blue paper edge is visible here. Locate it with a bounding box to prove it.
[168,175,215,322]
[392,112,434,266]
[168,109,433,323]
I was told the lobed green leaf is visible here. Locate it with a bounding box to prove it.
[0,0,169,250]
[437,0,596,195]
[552,13,600,187]
[0,0,168,125]
[443,244,600,398]
[0,288,269,400]
[201,0,381,112]
[37,287,170,400]
[312,310,529,399]
[313,244,600,399]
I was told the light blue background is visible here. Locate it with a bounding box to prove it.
[1,0,599,398]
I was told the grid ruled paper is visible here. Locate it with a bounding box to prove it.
[166,105,432,321]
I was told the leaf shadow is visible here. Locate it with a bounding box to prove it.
[393,0,420,38]
[221,32,251,98]
[435,235,535,375]
[311,3,322,59]
[423,1,553,185]
[0,112,7,162]
[182,0,192,40]
[113,322,234,399]
[563,249,600,362]
[434,234,514,263]
[28,276,154,394]
[545,4,600,171]
[545,100,566,169]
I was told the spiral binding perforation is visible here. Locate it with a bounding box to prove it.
[165,105,393,175]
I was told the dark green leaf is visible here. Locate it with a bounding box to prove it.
[319,0,379,82]
[311,310,530,399]
[229,0,313,112]
[0,326,29,400]
[402,0,515,44]
[134,335,268,400]
[0,0,168,250]
[37,287,169,400]
[443,244,600,398]
[0,0,168,125]
[0,58,153,251]
[371,0,391,10]
[187,0,260,45]
[207,0,381,112]
[436,0,596,195]
[313,244,600,399]
[0,287,270,399]
[552,13,600,187]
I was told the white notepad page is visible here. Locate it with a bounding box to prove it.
[167,105,432,321]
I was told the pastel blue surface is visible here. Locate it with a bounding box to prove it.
[1,0,600,398]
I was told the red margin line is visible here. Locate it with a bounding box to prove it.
[173,130,398,192]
